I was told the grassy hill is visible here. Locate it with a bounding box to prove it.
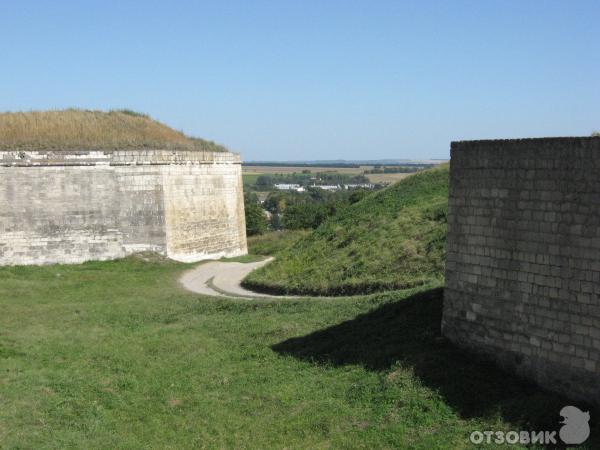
[243,165,449,296]
[0,109,227,152]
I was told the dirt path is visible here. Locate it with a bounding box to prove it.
[180,257,285,298]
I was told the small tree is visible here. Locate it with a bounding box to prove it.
[592,131,600,137]
[349,189,369,204]
[283,203,328,230]
[270,212,283,230]
[255,175,273,188]
[244,193,268,236]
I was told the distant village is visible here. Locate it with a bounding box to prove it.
[273,183,375,192]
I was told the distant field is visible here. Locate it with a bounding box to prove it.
[365,172,414,184]
[242,165,418,185]
[242,173,262,187]
[243,165,368,175]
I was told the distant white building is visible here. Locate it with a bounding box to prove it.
[274,183,305,192]
[311,184,341,191]
[344,183,375,189]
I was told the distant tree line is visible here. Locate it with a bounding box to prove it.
[364,166,421,174]
[266,188,370,230]
[253,172,369,190]
[243,187,372,236]
[243,162,361,168]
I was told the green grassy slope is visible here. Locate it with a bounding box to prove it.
[247,230,310,256]
[1,258,592,448]
[243,165,449,295]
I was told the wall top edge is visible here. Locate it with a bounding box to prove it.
[451,136,600,151]
[0,149,242,166]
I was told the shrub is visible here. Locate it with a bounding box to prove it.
[244,193,268,236]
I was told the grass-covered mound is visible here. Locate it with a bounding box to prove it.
[0,109,227,152]
[243,165,449,296]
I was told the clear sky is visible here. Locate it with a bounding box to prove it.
[1,1,598,161]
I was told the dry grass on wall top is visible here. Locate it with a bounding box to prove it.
[0,109,227,152]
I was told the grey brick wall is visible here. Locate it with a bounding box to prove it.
[442,137,600,405]
[0,150,247,265]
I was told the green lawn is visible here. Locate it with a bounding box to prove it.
[1,256,595,448]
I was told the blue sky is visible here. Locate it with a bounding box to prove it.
[1,1,598,160]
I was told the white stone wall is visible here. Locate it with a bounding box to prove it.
[0,150,247,266]
[163,163,247,262]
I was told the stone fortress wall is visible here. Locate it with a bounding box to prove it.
[443,137,600,405]
[0,149,247,265]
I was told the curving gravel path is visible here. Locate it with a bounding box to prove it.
[179,257,284,298]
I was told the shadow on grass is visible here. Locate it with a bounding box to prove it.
[272,288,598,443]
